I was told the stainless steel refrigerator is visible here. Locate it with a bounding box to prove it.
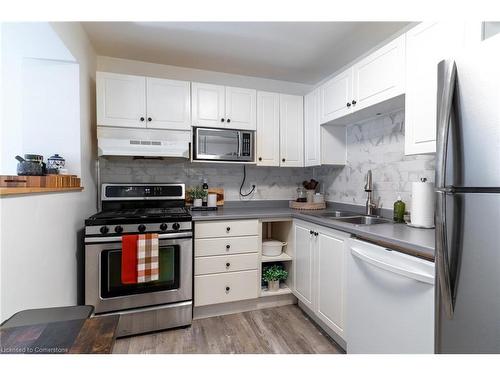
[435,37,500,353]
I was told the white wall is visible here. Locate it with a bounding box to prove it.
[0,22,97,321]
[97,56,312,95]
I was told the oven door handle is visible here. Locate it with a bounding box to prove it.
[85,232,192,244]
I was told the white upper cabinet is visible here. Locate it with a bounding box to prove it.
[320,68,353,124]
[352,34,406,111]
[225,86,257,130]
[191,82,225,128]
[97,72,147,128]
[256,91,280,166]
[279,94,304,167]
[304,88,321,167]
[405,22,465,155]
[146,78,191,130]
[192,83,256,130]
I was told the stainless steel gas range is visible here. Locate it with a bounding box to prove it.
[84,183,192,337]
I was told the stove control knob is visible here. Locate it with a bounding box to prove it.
[160,223,168,231]
[100,226,109,234]
[138,224,146,233]
[172,222,180,231]
[114,226,123,234]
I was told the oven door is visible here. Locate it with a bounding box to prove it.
[85,232,192,314]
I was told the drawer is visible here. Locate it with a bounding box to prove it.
[195,253,258,275]
[195,235,260,257]
[195,219,259,238]
[194,270,259,307]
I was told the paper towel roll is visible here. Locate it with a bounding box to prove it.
[411,181,435,227]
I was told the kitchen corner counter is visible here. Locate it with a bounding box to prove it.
[191,202,435,261]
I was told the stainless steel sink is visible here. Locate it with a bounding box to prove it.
[315,210,360,218]
[332,216,391,225]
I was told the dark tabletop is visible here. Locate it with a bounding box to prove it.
[0,315,119,354]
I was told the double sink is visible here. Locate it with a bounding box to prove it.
[310,210,391,225]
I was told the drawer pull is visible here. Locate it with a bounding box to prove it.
[226,226,231,232]
[226,262,231,268]
[225,286,230,292]
[226,244,231,250]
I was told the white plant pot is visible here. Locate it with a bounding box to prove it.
[193,199,203,207]
[268,280,280,292]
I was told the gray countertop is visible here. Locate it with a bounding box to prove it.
[191,202,435,261]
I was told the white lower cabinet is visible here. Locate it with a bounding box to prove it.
[293,220,349,340]
[194,219,260,307]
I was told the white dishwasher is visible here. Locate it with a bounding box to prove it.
[346,238,435,354]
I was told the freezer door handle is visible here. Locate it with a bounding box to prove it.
[435,60,457,190]
[350,247,435,284]
[436,191,455,319]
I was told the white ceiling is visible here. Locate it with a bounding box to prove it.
[82,22,409,84]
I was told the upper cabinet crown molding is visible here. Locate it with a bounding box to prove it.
[192,82,257,130]
[404,21,466,155]
[97,72,191,131]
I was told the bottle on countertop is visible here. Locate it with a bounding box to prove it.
[202,178,209,206]
[393,195,406,223]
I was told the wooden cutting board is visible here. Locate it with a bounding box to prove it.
[0,175,81,188]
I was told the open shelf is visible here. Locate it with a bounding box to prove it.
[260,284,292,297]
[261,253,293,263]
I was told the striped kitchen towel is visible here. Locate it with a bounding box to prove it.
[137,233,159,283]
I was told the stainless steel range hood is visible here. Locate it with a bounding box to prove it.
[97,126,190,158]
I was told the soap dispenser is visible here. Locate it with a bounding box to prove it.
[393,195,406,223]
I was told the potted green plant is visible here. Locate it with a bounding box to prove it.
[262,265,288,292]
[188,186,207,207]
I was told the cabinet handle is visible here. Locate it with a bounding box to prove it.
[227,119,231,123]
[140,117,145,121]
[226,226,231,232]
[282,158,286,163]
[351,100,357,105]
[314,232,319,236]
[147,117,152,122]
[226,244,231,250]
[226,262,231,267]
[346,102,351,107]
[258,157,262,161]
[221,118,225,122]
[309,230,314,235]
[225,286,230,292]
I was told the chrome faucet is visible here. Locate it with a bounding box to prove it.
[364,170,377,216]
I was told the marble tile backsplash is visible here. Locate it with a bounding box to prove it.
[313,110,435,211]
[100,110,435,208]
[100,158,312,201]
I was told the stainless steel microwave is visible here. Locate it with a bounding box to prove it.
[193,127,254,162]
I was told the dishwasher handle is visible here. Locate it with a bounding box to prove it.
[350,246,434,285]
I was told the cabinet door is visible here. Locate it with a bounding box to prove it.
[279,94,304,167]
[97,72,146,128]
[320,68,353,124]
[304,88,321,167]
[352,35,405,112]
[405,22,465,155]
[146,78,191,130]
[294,223,314,309]
[256,91,280,166]
[225,86,256,130]
[191,82,225,128]
[316,231,346,339]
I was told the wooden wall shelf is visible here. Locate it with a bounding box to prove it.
[0,187,84,197]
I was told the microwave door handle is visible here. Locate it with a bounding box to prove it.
[237,132,242,157]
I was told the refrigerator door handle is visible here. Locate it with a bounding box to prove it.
[435,60,457,190]
[435,59,458,319]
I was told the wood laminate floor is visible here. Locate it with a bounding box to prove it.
[113,305,344,354]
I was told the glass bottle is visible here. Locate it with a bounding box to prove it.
[393,195,406,223]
